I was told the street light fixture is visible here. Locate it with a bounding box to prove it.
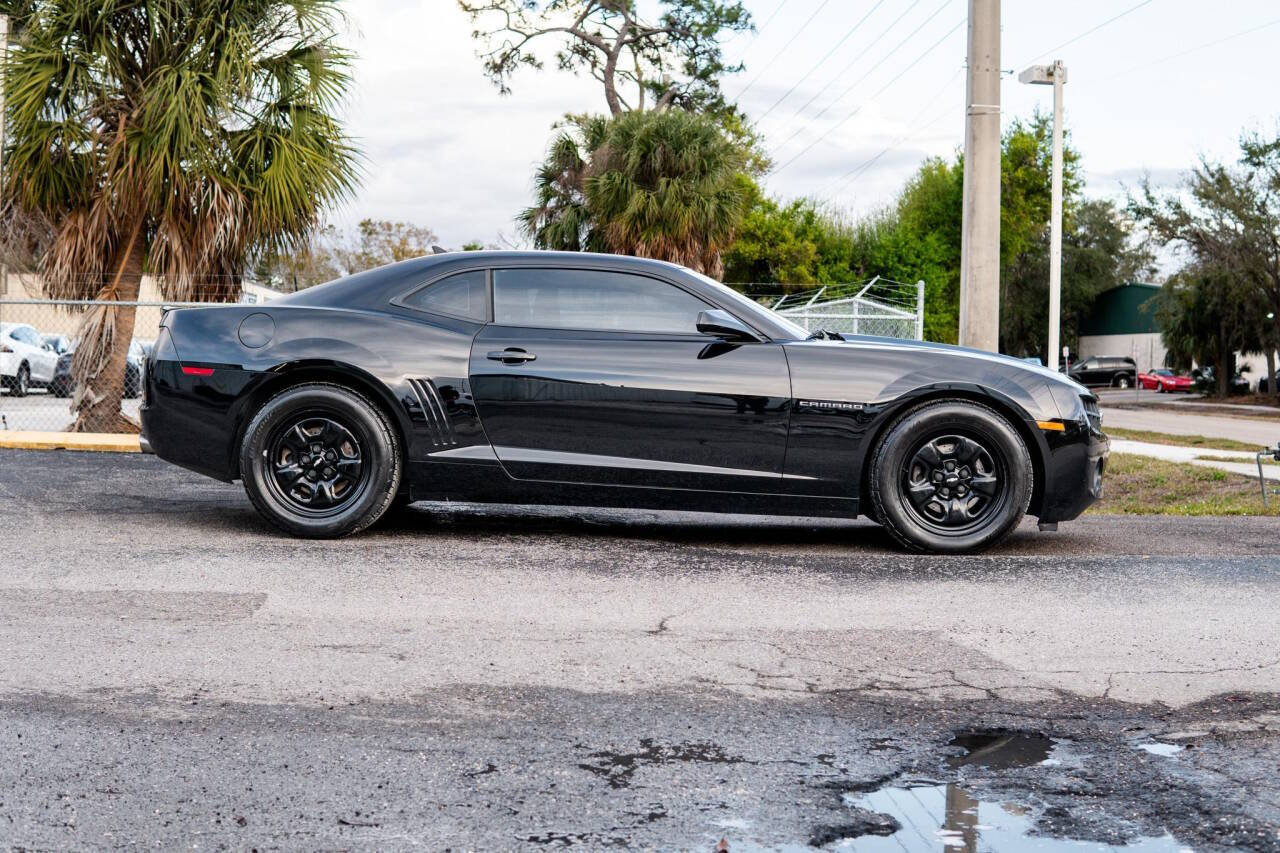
[1019,60,1067,371]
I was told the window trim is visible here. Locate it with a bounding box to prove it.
[489,266,717,337]
[391,268,491,324]
[390,259,782,342]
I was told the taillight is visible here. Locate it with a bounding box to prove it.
[181,366,214,376]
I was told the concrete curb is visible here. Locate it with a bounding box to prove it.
[0,431,142,453]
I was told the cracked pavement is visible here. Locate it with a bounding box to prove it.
[1,448,1279,849]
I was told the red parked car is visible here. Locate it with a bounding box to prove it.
[1137,368,1193,392]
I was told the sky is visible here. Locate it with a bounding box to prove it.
[336,0,1280,248]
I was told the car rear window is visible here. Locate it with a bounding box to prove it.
[401,270,488,322]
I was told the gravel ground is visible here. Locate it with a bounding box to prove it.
[1,449,1278,850]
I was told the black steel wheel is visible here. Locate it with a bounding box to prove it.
[240,383,401,538]
[265,416,369,516]
[869,400,1032,553]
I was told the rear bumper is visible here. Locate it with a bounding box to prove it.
[1037,420,1109,523]
[140,359,249,482]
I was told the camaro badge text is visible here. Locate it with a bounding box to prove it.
[797,399,864,411]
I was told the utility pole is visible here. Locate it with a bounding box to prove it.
[959,0,1001,352]
[0,14,8,305]
[1020,60,1067,370]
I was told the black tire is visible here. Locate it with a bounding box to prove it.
[240,383,402,538]
[1114,374,1130,389]
[868,400,1033,554]
[10,364,30,397]
[50,376,70,397]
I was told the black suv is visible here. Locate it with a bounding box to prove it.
[1065,356,1137,389]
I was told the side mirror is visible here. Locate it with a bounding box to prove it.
[696,309,761,343]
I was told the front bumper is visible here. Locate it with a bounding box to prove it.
[1037,419,1110,523]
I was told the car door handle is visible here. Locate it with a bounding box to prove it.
[487,349,537,364]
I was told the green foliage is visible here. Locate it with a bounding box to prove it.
[1152,264,1253,395]
[522,109,750,277]
[721,188,852,292]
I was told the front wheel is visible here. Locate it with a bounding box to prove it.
[240,383,402,538]
[9,364,30,397]
[868,400,1033,554]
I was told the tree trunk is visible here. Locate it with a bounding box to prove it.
[70,221,145,433]
[1267,347,1278,400]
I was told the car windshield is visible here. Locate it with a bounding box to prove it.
[683,270,810,340]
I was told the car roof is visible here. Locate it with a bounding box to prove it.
[276,250,692,310]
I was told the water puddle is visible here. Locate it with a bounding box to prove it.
[1134,742,1184,757]
[836,784,1187,852]
[828,732,1190,852]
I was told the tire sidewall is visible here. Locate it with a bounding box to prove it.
[14,365,29,397]
[240,384,401,538]
[871,401,1032,553]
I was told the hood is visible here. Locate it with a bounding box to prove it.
[822,334,1095,398]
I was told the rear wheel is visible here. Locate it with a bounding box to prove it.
[869,400,1033,554]
[1114,374,1131,389]
[240,383,401,538]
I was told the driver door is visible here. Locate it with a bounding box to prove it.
[468,266,793,493]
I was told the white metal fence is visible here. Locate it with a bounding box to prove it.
[754,277,926,340]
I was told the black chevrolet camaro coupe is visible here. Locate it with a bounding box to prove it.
[141,251,1108,553]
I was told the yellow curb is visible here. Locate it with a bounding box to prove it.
[0,431,141,453]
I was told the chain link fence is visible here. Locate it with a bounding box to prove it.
[750,277,926,340]
[0,298,207,433]
[2,277,926,434]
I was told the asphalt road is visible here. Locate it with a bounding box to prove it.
[2,449,1279,850]
[1100,404,1280,446]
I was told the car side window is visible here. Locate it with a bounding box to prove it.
[492,268,710,334]
[17,327,39,346]
[401,270,488,322]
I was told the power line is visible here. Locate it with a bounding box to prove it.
[823,67,964,198]
[772,17,966,176]
[776,0,927,128]
[1016,0,1157,67]
[769,0,954,157]
[1106,15,1280,80]
[734,0,835,101]
[755,0,889,122]
[768,0,956,160]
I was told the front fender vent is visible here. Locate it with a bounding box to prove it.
[407,377,457,447]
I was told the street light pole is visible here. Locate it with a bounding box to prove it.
[1019,60,1067,370]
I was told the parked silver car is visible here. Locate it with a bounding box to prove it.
[1,323,59,396]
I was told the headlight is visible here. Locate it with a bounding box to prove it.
[1046,381,1086,420]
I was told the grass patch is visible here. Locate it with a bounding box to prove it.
[1089,453,1279,516]
[1196,454,1278,466]
[1103,426,1265,452]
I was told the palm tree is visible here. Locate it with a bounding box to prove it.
[521,110,749,277]
[519,114,608,252]
[585,109,748,278]
[0,0,359,431]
